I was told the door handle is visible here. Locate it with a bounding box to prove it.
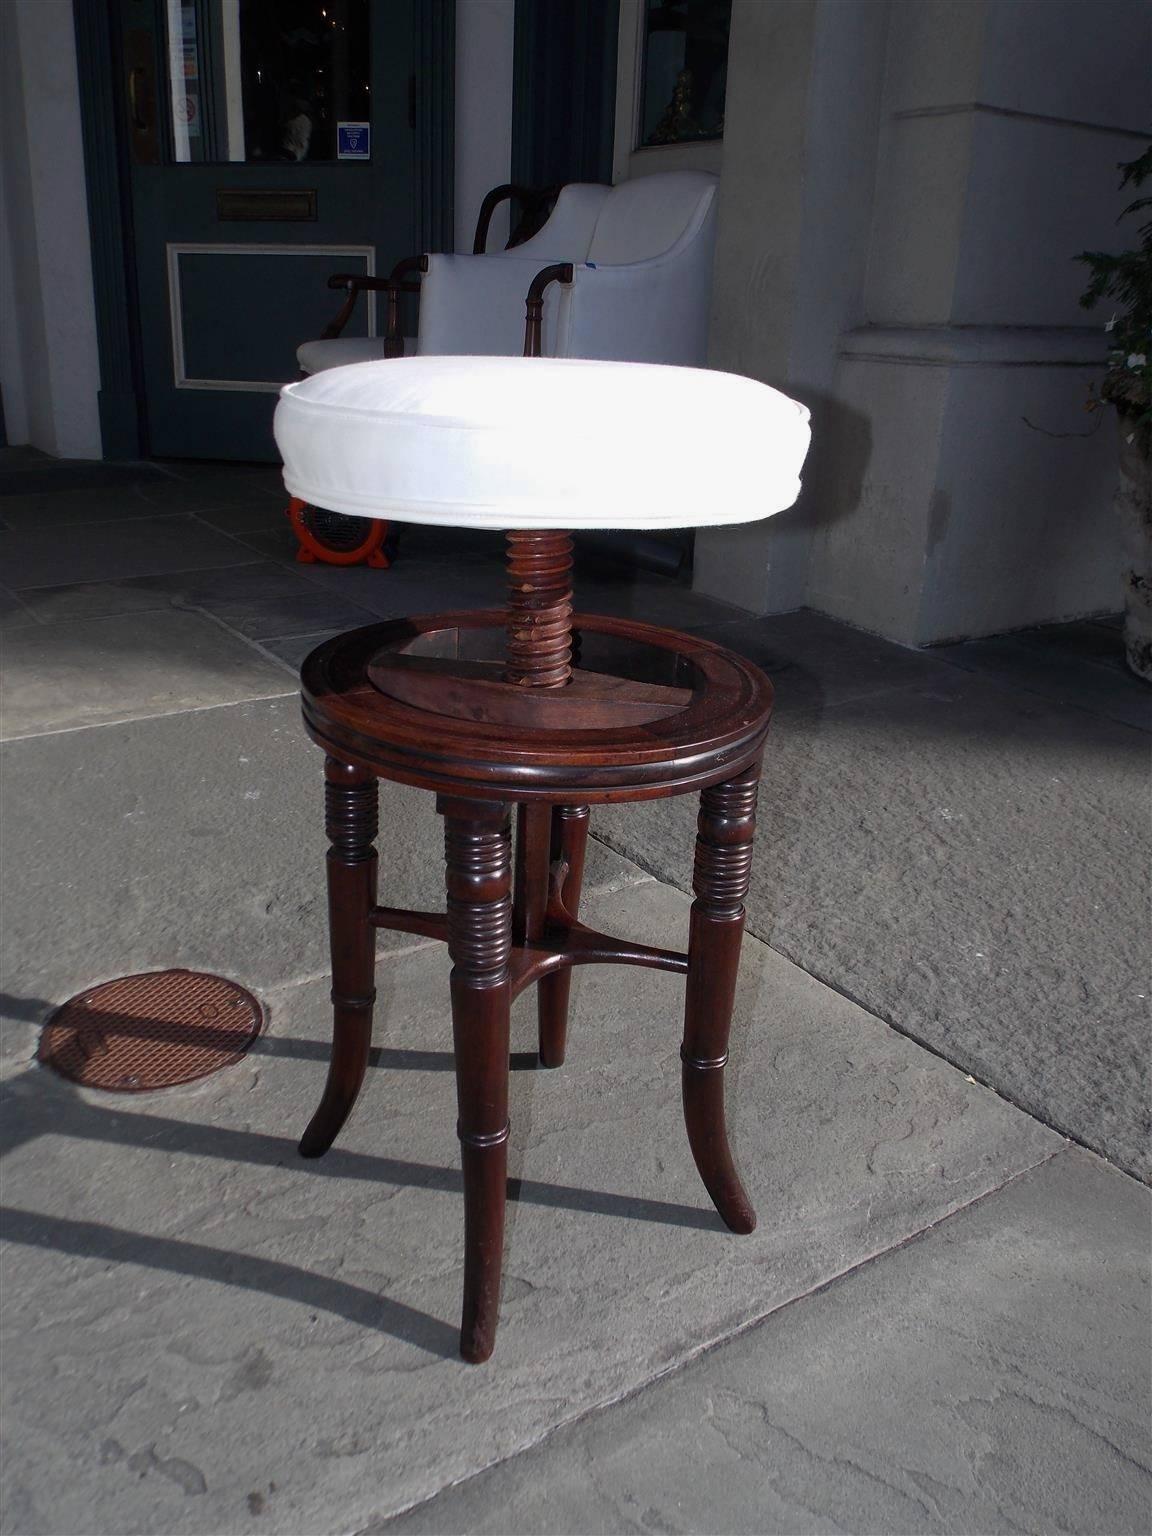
[125,29,159,164]
[128,66,149,131]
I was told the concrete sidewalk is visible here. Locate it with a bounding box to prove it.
[379,1148,1149,1536]
[1,458,1149,1535]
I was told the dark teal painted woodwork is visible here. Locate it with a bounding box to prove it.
[176,251,371,386]
[78,0,454,463]
[73,0,146,459]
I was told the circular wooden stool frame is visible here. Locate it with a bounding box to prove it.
[297,531,774,1362]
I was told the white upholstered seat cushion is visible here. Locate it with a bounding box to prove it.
[296,336,389,374]
[274,355,810,531]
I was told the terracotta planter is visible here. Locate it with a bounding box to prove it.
[1116,409,1152,682]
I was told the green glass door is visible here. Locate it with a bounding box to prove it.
[118,0,430,460]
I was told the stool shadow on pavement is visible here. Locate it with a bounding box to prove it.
[0,1204,462,1359]
[1,993,724,1358]
[0,1061,723,1231]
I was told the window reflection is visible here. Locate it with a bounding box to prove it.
[166,0,371,164]
[639,0,731,148]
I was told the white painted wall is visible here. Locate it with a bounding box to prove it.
[454,0,516,252]
[0,98,30,449]
[804,0,1146,643]
[696,0,890,616]
[0,0,102,459]
[696,0,1149,644]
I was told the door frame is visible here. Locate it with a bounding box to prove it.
[72,0,455,460]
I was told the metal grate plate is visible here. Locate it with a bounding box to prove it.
[38,970,263,1092]
[303,505,373,552]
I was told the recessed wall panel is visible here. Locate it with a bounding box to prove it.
[168,244,375,391]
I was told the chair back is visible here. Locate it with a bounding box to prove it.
[586,172,717,265]
[414,172,719,362]
[510,183,611,262]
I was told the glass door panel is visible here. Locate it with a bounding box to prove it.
[164,0,372,164]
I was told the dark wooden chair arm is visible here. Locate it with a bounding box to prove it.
[318,260,429,349]
[382,254,430,358]
[325,273,393,292]
[523,263,575,357]
[473,182,558,254]
[321,273,396,339]
[319,273,394,340]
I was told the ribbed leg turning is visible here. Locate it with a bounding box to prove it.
[300,757,379,1158]
[440,796,513,1363]
[681,761,760,1233]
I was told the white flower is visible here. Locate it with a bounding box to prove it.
[1127,353,1147,368]
[1105,314,1118,331]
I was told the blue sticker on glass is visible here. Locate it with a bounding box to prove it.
[337,122,370,160]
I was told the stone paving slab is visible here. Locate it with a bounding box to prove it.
[594,662,1151,1179]
[378,1147,1151,1536]
[1006,616,1128,671]
[0,610,294,740]
[0,516,257,589]
[227,526,523,617]
[11,560,380,642]
[0,458,171,497]
[0,586,37,632]
[934,631,1152,732]
[0,879,1060,1536]
[687,610,947,717]
[259,629,341,670]
[0,476,275,532]
[192,501,298,535]
[0,697,646,1075]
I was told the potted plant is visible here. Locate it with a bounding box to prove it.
[1077,146,1152,681]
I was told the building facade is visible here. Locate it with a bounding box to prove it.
[1,0,1148,644]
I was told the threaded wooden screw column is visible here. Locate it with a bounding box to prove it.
[504,529,574,688]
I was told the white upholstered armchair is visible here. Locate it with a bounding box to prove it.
[298,171,719,375]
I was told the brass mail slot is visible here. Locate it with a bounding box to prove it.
[217,189,317,222]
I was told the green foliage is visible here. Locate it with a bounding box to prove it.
[1076,146,1152,422]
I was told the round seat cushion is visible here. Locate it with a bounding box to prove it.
[296,336,389,374]
[274,356,810,530]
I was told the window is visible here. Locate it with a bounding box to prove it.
[164,0,371,164]
[638,0,731,148]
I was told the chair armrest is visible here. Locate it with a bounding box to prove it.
[382,255,430,356]
[417,253,560,356]
[318,261,429,349]
[319,273,393,340]
[551,255,713,366]
[524,263,574,356]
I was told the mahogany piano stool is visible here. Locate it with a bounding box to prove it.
[274,356,812,1362]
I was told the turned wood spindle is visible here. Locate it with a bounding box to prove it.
[441,797,514,1364]
[537,803,591,1067]
[681,760,761,1235]
[299,757,379,1158]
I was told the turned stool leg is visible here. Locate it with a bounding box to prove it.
[441,796,513,1364]
[300,757,379,1158]
[682,761,760,1234]
[538,804,590,1067]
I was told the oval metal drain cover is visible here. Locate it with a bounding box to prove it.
[38,970,263,1092]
